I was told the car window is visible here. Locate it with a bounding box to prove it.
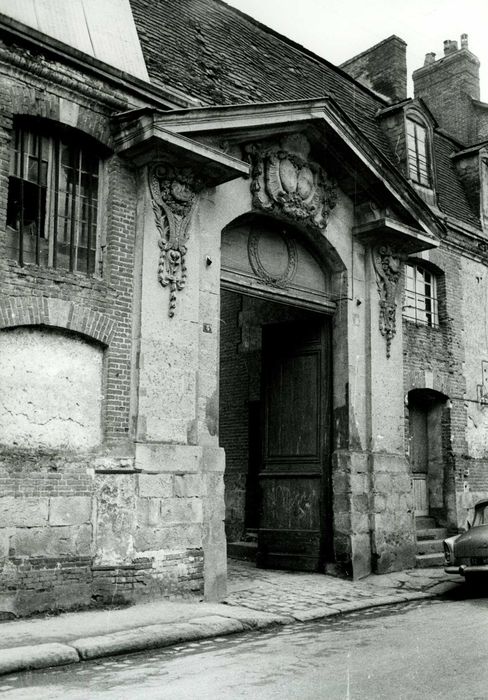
[473,504,488,526]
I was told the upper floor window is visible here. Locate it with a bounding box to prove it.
[6,122,101,274]
[406,118,431,188]
[404,262,439,327]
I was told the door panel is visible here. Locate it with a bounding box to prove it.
[266,354,319,459]
[257,319,330,571]
[413,475,429,516]
[410,406,428,475]
[409,401,429,517]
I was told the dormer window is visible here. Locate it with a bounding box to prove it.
[406,117,431,187]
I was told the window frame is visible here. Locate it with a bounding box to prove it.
[6,119,103,276]
[405,113,433,189]
[403,262,440,328]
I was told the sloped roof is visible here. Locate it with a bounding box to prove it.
[130,0,391,154]
[434,133,481,228]
[0,0,149,81]
[129,0,479,229]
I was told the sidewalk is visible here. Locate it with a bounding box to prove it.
[0,559,463,676]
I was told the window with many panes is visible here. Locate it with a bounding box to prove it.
[404,263,439,327]
[6,121,101,274]
[406,117,431,188]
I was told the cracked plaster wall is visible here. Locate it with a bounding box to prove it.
[461,258,488,459]
[0,328,103,449]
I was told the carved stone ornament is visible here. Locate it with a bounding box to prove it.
[245,133,337,231]
[247,228,297,289]
[372,245,406,358]
[148,164,203,317]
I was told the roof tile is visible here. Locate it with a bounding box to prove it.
[130,0,480,230]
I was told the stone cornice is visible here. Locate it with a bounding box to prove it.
[0,43,128,112]
[353,217,438,254]
[0,13,199,111]
[439,215,488,264]
[146,97,443,244]
[113,112,249,184]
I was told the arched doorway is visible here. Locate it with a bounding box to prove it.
[408,388,451,527]
[219,214,338,571]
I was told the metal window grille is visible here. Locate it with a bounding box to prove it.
[407,119,431,188]
[403,263,439,327]
[6,124,100,275]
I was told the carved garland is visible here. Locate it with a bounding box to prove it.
[148,164,203,317]
[372,245,406,358]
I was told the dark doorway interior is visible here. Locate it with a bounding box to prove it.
[219,289,331,571]
[408,388,449,526]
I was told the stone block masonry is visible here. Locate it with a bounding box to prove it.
[0,449,207,615]
[4,0,488,611]
[0,36,208,617]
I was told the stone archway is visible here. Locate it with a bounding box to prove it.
[408,388,454,528]
[219,214,343,571]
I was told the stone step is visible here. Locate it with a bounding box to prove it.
[416,538,445,555]
[245,530,258,543]
[415,516,436,529]
[416,527,448,541]
[227,542,257,561]
[416,552,445,568]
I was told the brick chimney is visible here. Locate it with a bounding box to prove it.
[340,36,407,103]
[413,34,480,145]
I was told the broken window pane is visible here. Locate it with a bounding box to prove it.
[6,122,100,274]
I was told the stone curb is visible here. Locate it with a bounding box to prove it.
[288,591,436,622]
[0,589,449,677]
[72,615,250,660]
[0,614,286,677]
[0,643,79,676]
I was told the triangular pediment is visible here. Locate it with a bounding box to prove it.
[114,97,444,250]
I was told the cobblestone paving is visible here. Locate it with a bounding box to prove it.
[224,559,462,616]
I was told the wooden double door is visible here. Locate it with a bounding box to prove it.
[256,318,331,571]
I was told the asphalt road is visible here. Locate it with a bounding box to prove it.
[1,596,488,699]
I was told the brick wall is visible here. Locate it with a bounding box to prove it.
[402,241,488,529]
[219,290,249,541]
[0,38,205,616]
[413,48,480,145]
[341,35,407,103]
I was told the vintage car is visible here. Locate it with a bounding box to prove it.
[444,499,488,583]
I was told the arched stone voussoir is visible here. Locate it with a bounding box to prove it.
[0,296,116,346]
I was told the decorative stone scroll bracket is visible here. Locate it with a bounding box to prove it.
[148,164,203,317]
[372,245,407,358]
[245,133,337,233]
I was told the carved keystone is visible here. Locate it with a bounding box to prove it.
[246,133,337,232]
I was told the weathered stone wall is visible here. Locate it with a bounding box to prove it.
[457,254,488,520]
[0,449,205,615]
[0,327,103,449]
[0,448,94,615]
[0,37,209,616]
[403,241,488,530]
[219,290,249,542]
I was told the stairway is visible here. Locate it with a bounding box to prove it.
[227,530,258,562]
[415,516,447,568]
